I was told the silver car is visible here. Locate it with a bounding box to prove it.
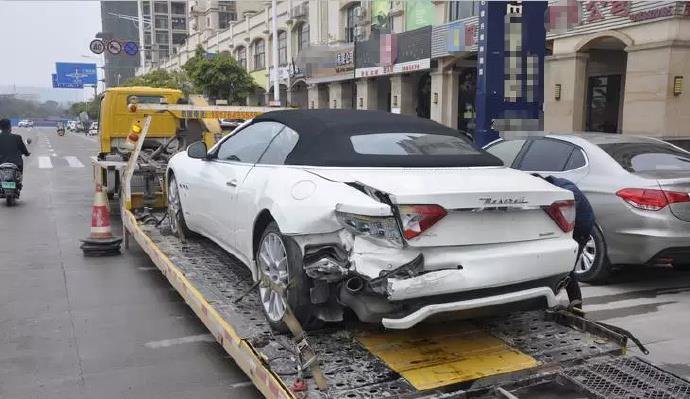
[485,133,690,283]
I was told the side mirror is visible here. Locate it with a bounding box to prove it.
[187,141,208,159]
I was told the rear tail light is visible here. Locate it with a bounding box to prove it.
[335,211,403,247]
[616,188,690,211]
[398,205,448,240]
[544,200,576,232]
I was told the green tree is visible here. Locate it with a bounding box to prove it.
[68,101,100,119]
[183,46,257,104]
[121,69,194,95]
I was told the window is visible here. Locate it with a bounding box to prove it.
[517,139,577,172]
[448,1,478,21]
[128,95,164,104]
[155,15,169,29]
[143,2,151,17]
[216,122,285,163]
[171,1,186,15]
[278,31,287,65]
[171,17,186,30]
[485,139,526,167]
[154,1,168,14]
[258,126,300,165]
[253,39,265,70]
[236,46,247,69]
[144,32,152,46]
[599,142,690,172]
[155,31,169,44]
[564,149,587,170]
[350,133,480,156]
[345,4,359,43]
[172,33,186,45]
[297,24,309,52]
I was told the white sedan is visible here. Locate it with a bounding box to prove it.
[167,110,578,331]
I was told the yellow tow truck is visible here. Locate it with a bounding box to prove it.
[91,86,284,211]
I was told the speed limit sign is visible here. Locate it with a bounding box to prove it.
[89,39,105,55]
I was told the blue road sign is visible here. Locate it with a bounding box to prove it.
[123,41,139,56]
[52,74,83,89]
[55,62,98,85]
[474,1,547,147]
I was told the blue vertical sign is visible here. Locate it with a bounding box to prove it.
[474,1,547,147]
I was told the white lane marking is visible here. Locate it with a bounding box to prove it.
[38,156,53,169]
[230,381,254,389]
[144,334,215,349]
[65,156,85,168]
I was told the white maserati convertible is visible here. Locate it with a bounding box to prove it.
[167,110,578,331]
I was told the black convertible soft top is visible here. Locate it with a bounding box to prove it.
[253,109,502,167]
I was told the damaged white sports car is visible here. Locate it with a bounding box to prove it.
[167,110,579,331]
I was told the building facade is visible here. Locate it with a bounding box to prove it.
[146,0,690,141]
[138,0,190,68]
[100,1,141,87]
[545,0,690,140]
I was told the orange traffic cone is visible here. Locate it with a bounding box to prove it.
[80,184,122,256]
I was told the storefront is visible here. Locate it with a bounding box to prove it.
[298,43,355,109]
[545,0,690,141]
[354,26,433,118]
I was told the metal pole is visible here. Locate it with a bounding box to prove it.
[137,0,146,69]
[271,0,279,105]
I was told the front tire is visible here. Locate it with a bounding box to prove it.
[257,222,322,332]
[167,174,192,238]
[6,195,15,207]
[575,225,611,284]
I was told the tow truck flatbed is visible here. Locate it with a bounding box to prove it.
[122,209,690,399]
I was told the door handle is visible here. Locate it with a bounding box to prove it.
[226,179,238,187]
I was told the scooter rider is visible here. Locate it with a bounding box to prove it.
[0,119,31,185]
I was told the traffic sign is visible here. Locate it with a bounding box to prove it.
[89,39,105,55]
[123,41,139,56]
[52,74,83,89]
[107,40,122,55]
[55,62,97,85]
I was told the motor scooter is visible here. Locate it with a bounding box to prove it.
[0,163,21,206]
[57,123,66,136]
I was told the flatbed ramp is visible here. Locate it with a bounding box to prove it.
[123,210,690,398]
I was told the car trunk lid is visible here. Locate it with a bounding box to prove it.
[308,167,573,247]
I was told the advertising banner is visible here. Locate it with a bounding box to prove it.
[474,1,546,147]
[405,0,434,30]
[355,26,431,78]
[298,44,355,84]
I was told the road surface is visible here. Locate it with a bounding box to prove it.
[1,127,689,398]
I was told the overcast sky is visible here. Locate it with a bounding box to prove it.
[0,0,103,97]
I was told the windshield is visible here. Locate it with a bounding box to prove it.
[599,142,690,172]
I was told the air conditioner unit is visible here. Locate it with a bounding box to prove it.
[354,26,365,40]
[290,3,308,19]
[391,1,404,14]
[354,6,366,19]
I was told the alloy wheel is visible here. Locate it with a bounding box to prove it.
[258,232,289,322]
[576,235,597,274]
[167,177,180,235]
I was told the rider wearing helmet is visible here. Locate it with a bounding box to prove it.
[0,119,31,182]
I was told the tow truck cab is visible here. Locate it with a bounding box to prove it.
[98,86,183,156]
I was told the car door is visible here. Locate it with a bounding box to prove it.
[513,138,590,183]
[193,121,285,253]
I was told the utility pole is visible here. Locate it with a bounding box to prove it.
[271,0,279,105]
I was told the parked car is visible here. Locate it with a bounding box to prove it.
[67,121,77,131]
[17,120,33,128]
[167,110,579,331]
[88,122,99,136]
[485,133,690,283]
